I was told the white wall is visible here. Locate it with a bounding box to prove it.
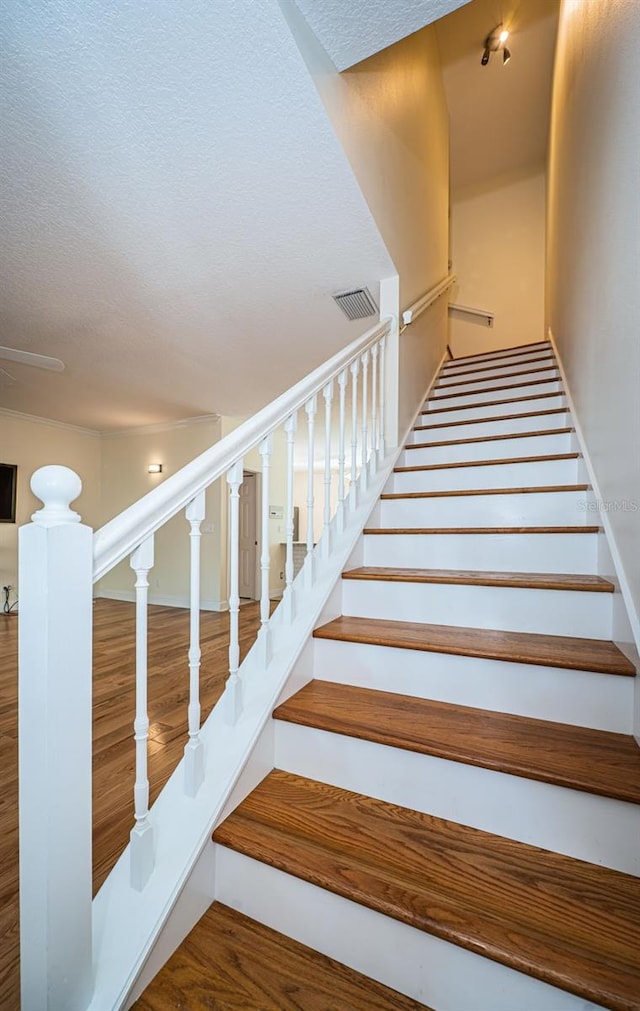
[0,411,101,597]
[98,418,223,609]
[450,168,546,358]
[546,0,640,637]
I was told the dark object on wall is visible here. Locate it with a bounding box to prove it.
[0,464,17,523]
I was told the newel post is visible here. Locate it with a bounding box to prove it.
[19,466,93,1011]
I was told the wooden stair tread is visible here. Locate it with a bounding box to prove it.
[436,363,558,389]
[431,376,562,402]
[274,682,640,804]
[213,771,640,1011]
[381,483,589,500]
[444,340,550,366]
[425,390,565,414]
[437,354,555,380]
[313,616,636,677]
[364,525,601,535]
[343,566,615,593]
[396,452,580,472]
[134,901,428,1010]
[416,406,568,430]
[407,426,573,449]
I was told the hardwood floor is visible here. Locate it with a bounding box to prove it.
[135,903,429,1011]
[0,597,264,1011]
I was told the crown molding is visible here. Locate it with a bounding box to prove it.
[101,414,221,439]
[0,407,101,437]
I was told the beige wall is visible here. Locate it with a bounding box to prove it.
[99,418,223,608]
[450,168,546,358]
[547,0,640,633]
[0,411,101,594]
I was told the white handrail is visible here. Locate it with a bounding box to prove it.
[401,272,456,326]
[93,316,393,582]
[448,302,494,327]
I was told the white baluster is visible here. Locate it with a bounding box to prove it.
[222,460,243,724]
[350,358,359,511]
[283,413,297,623]
[19,466,93,1008]
[258,434,273,666]
[337,369,347,534]
[305,395,317,588]
[378,334,386,460]
[370,341,378,476]
[130,535,155,890]
[322,380,333,558]
[184,491,205,797]
[361,349,370,492]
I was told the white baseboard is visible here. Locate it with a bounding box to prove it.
[95,589,228,612]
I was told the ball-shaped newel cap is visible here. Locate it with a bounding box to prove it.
[31,465,83,527]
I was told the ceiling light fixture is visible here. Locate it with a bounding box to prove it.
[480,24,512,66]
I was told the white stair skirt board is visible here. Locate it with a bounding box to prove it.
[213,845,607,1011]
[403,431,573,465]
[391,457,580,493]
[434,368,560,398]
[444,343,551,369]
[340,579,612,639]
[429,379,563,409]
[362,530,600,574]
[437,355,556,386]
[374,488,590,527]
[410,415,572,444]
[422,394,567,425]
[274,722,640,875]
[312,639,634,734]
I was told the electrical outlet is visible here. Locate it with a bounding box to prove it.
[279,571,284,580]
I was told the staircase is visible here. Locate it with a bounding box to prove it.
[141,341,640,1010]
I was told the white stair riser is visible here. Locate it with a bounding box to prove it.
[434,368,560,398]
[215,846,607,1011]
[312,638,634,734]
[392,458,579,493]
[423,393,566,425]
[444,345,551,369]
[403,431,573,465]
[430,379,563,409]
[413,412,570,441]
[362,531,599,573]
[341,579,612,639]
[274,722,640,875]
[437,356,556,386]
[376,490,590,527]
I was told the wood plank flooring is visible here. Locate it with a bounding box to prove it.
[213,770,640,1011]
[274,681,640,804]
[0,598,265,1011]
[134,903,428,1011]
[313,616,636,676]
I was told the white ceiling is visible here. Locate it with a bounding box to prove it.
[0,0,393,431]
[436,0,560,192]
[293,0,470,70]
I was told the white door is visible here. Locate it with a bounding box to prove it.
[239,471,257,599]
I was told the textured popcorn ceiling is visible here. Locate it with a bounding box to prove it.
[0,0,393,430]
[293,0,470,70]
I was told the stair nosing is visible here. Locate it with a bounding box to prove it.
[431,377,563,402]
[342,566,615,593]
[363,525,602,535]
[407,426,573,449]
[444,341,551,367]
[415,407,569,431]
[435,364,559,390]
[395,452,580,473]
[380,483,589,500]
[436,354,556,381]
[424,391,566,415]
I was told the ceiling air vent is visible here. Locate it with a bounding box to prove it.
[332,287,378,321]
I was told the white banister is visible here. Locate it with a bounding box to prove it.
[258,434,273,666]
[19,466,93,1010]
[350,358,359,511]
[223,460,244,724]
[370,341,379,472]
[283,413,297,623]
[378,334,386,459]
[337,368,347,534]
[305,394,317,587]
[402,272,456,326]
[322,380,333,558]
[360,349,370,492]
[130,535,155,890]
[185,491,205,797]
[93,317,392,583]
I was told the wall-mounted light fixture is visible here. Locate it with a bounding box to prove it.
[148,463,163,474]
[481,24,511,66]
